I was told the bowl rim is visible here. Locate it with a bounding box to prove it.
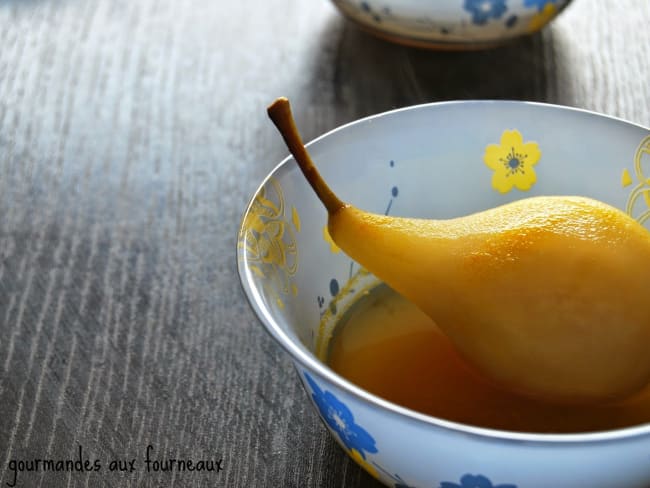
[237,99,650,445]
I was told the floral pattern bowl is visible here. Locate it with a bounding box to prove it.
[237,100,650,488]
[329,0,573,49]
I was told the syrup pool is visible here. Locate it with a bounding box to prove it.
[327,285,650,433]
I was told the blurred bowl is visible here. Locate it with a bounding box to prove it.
[237,100,650,488]
[330,0,573,49]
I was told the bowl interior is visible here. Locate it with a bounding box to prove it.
[237,100,650,424]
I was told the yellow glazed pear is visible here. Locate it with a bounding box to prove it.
[267,97,650,404]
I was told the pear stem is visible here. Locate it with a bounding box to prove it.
[267,97,345,214]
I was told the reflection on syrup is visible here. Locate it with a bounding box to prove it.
[327,285,650,433]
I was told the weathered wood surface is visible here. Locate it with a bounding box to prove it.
[0,0,648,486]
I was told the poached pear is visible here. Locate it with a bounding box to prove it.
[267,97,650,404]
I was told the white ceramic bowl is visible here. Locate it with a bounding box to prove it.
[237,101,650,488]
[330,0,573,49]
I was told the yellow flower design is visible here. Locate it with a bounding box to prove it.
[484,129,541,194]
[239,178,300,303]
[623,135,650,225]
[528,2,557,33]
[323,225,341,254]
[349,449,379,480]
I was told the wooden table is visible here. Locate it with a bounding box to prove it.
[1,0,648,486]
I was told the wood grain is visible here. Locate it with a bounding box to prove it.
[0,0,648,486]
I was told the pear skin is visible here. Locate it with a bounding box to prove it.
[268,97,650,404]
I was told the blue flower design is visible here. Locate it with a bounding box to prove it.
[523,0,557,11]
[304,372,378,459]
[440,473,517,488]
[463,0,508,25]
